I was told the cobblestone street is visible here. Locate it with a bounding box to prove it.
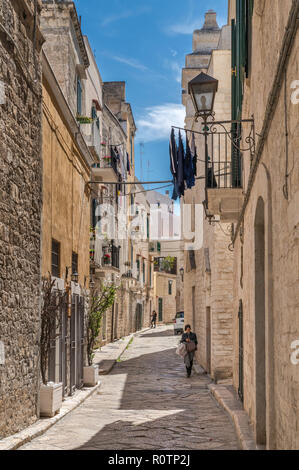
[20,326,239,450]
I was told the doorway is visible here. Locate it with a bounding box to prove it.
[192,286,196,332]
[255,197,266,445]
[206,307,211,374]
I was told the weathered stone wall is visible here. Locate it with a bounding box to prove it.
[231,0,299,449]
[0,0,43,437]
[40,1,89,116]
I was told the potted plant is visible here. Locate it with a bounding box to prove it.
[103,253,111,265]
[39,275,66,417]
[84,283,117,386]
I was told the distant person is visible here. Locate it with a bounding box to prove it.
[151,311,157,328]
[180,324,198,377]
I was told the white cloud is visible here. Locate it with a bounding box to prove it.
[136,104,185,143]
[165,60,182,83]
[111,55,148,71]
[101,6,151,27]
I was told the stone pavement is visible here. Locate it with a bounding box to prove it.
[20,326,240,450]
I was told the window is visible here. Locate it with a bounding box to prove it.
[168,280,173,295]
[77,78,82,115]
[147,215,150,239]
[130,135,133,165]
[91,105,97,120]
[72,252,78,275]
[136,258,140,281]
[91,105,100,130]
[51,239,60,278]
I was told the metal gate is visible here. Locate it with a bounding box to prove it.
[238,300,244,403]
[70,294,84,394]
[206,307,211,374]
[135,303,143,331]
[70,295,77,395]
[158,298,163,322]
[76,296,84,389]
[59,300,68,397]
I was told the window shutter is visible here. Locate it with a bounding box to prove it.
[245,0,254,78]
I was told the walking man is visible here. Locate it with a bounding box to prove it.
[181,324,198,377]
[151,310,157,328]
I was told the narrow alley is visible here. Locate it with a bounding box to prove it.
[20,327,239,451]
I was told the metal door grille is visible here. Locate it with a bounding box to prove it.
[238,300,244,403]
[76,297,84,389]
[70,294,77,395]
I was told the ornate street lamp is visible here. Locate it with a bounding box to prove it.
[188,72,218,119]
[179,267,184,282]
[188,72,218,215]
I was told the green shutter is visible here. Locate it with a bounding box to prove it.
[245,0,254,78]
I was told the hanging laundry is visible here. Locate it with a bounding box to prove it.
[190,132,198,178]
[169,128,178,200]
[184,133,195,189]
[177,130,185,198]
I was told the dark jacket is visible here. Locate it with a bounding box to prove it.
[180,332,198,345]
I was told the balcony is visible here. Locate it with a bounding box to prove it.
[91,154,119,183]
[205,160,244,223]
[154,256,177,275]
[201,119,255,223]
[101,241,120,271]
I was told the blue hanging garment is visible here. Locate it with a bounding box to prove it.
[184,133,195,189]
[169,128,178,200]
[177,131,185,197]
[190,132,197,178]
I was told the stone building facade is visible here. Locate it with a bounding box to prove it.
[0,0,44,437]
[41,51,92,395]
[181,11,234,380]
[228,0,299,450]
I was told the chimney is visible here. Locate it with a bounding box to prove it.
[202,10,219,30]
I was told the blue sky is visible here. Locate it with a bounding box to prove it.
[74,0,228,193]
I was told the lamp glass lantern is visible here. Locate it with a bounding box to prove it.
[188,72,218,116]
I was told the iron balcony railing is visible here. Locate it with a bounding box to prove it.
[102,242,120,269]
[206,160,243,189]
